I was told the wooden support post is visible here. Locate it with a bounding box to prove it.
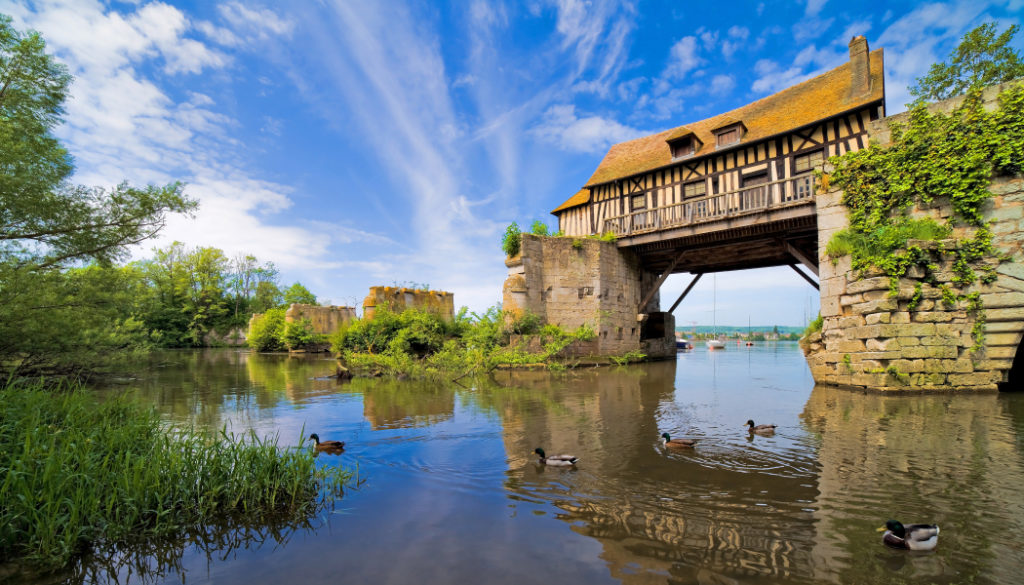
[789,264,819,290]
[783,240,818,277]
[638,250,688,313]
[668,273,703,313]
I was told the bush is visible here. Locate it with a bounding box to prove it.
[530,220,550,236]
[282,317,323,350]
[501,222,522,257]
[247,307,286,351]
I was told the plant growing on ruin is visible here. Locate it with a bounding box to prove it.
[530,220,550,236]
[501,222,522,257]
[910,23,1024,102]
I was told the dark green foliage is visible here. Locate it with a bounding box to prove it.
[0,380,349,571]
[911,23,1024,102]
[247,308,287,351]
[331,308,451,357]
[502,222,521,257]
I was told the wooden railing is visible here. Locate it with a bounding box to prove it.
[603,174,816,236]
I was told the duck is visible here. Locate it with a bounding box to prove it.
[660,433,698,449]
[308,433,345,450]
[745,420,777,435]
[878,520,939,551]
[534,447,578,466]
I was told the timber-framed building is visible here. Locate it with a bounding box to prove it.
[552,36,884,251]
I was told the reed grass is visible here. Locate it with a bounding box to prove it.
[0,379,349,571]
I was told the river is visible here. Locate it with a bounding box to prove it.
[35,343,1024,584]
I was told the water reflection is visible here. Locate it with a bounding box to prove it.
[62,346,1024,585]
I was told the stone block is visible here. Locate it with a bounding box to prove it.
[853,351,903,361]
[996,262,1024,281]
[866,338,901,351]
[859,360,883,371]
[948,372,1000,387]
[985,332,1022,346]
[840,293,865,306]
[896,336,921,346]
[912,311,953,323]
[907,373,947,386]
[985,346,1018,359]
[865,312,891,325]
[863,289,894,302]
[820,295,842,317]
[901,345,958,359]
[852,373,890,387]
[920,335,960,346]
[973,359,1013,372]
[846,277,891,294]
[832,340,866,353]
[890,359,925,373]
[979,292,1024,309]
[851,298,899,313]
[836,315,866,329]
[985,307,1024,322]
[892,312,912,324]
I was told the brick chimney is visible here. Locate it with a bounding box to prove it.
[848,36,870,97]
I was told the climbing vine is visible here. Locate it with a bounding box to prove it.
[826,82,1024,351]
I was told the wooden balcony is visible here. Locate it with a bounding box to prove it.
[603,174,817,237]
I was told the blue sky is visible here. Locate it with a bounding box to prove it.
[4,0,1022,327]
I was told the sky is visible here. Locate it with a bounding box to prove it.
[3,0,1023,328]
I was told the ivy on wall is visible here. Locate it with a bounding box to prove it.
[825,82,1024,350]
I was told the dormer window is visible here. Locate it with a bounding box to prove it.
[665,128,702,160]
[711,120,746,149]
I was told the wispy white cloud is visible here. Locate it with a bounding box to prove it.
[532,104,645,153]
[9,0,345,273]
[663,36,703,80]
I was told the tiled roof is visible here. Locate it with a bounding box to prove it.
[553,48,884,212]
[551,188,590,213]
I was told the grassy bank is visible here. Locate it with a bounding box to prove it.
[0,380,349,572]
[331,306,627,379]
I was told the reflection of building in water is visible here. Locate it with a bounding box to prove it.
[802,385,1024,584]
[496,361,820,584]
[359,379,456,430]
[245,352,344,402]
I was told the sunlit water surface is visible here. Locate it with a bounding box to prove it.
[23,343,1024,584]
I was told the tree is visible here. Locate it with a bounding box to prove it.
[910,23,1024,102]
[283,282,317,306]
[0,17,195,377]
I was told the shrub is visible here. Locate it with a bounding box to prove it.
[247,307,286,351]
[530,220,550,236]
[501,222,522,257]
[283,317,323,350]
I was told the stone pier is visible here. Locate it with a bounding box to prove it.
[804,84,1024,391]
[502,234,676,359]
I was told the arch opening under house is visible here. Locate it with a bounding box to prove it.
[999,340,1024,392]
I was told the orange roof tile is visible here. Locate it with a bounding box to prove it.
[551,188,590,214]
[567,49,884,196]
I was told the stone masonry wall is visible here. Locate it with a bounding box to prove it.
[805,83,1024,391]
[362,287,455,321]
[502,234,674,358]
[284,303,357,335]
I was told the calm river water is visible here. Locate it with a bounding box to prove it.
[49,344,1024,583]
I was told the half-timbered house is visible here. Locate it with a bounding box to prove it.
[551,37,884,239]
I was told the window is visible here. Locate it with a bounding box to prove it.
[794,149,825,173]
[683,180,706,198]
[631,194,646,210]
[713,122,744,148]
[670,137,694,158]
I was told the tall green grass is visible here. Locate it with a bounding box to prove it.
[0,380,349,571]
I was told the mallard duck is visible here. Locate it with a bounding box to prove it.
[534,447,578,466]
[308,433,345,450]
[660,433,698,449]
[745,420,777,435]
[878,520,939,551]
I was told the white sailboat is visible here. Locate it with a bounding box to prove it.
[706,273,725,350]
